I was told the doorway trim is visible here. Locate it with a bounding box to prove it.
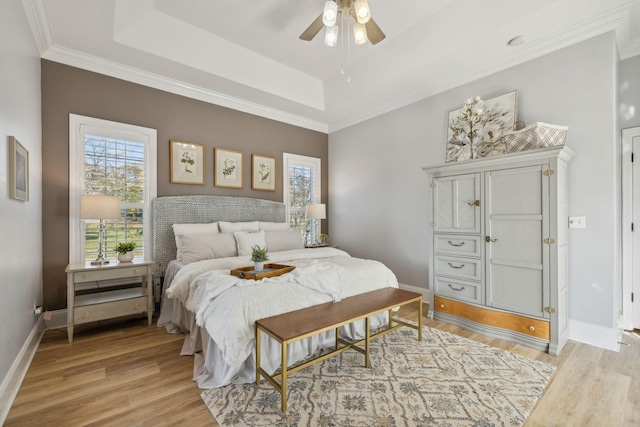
[622,126,640,330]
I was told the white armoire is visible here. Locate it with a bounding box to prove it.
[423,146,573,356]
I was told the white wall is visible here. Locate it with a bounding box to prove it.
[619,55,640,130]
[330,33,619,334]
[0,0,43,417]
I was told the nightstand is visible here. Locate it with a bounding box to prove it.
[65,259,153,343]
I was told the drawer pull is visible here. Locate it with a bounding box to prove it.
[528,325,535,331]
[83,274,88,279]
[134,269,139,273]
[467,200,480,207]
[447,262,465,269]
[447,241,465,247]
[134,303,140,309]
[485,236,497,243]
[448,284,466,291]
[439,303,445,309]
[84,312,90,318]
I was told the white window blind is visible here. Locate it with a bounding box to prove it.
[283,153,321,244]
[69,115,157,264]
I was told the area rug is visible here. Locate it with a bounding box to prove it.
[201,325,555,426]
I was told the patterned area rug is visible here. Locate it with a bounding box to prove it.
[202,325,555,426]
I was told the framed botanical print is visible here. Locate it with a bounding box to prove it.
[170,140,205,184]
[214,148,244,188]
[251,154,276,191]
[9,136,29,201]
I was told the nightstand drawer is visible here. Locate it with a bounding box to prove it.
[433,234,481,257]
[73,266,147,283]
[74,296,148,325]
[433,255,481,281]
[434,276,482,304]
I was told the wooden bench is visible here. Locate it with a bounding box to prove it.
[255,287,423,411]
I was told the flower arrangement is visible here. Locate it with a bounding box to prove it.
[250,245,269,262]
[114,242,136,254]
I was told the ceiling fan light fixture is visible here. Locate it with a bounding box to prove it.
[353,22,368,45]
[324,25,339,47]
[353,0,371,24]
[322,1,338,27]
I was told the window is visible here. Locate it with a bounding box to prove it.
[283,153,321,244]
[69,114,157,263]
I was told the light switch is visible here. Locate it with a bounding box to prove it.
[568,216,586,228]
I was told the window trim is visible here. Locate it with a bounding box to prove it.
[283,153,321,238]
[69,114,157,263]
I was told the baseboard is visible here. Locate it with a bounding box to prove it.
[398,283,429,301]
[568,319,620,352]
[0,316,45,425]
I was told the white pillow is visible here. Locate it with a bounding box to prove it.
[178,233,238,263]
[219,221,260,233]
[265,229,304,252]
[234,230,266,256]
[172,222,219,249]
[258,221,290,231]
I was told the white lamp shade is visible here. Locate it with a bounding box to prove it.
[80,195,121,220]
[353,22,368,45]
[354,0,371,24]
[306,203,326,220]
[324,25,339,47]
[322,1,338,26]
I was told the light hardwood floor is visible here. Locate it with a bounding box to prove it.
[5,305,640,426]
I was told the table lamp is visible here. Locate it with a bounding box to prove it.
[80,195,121,265]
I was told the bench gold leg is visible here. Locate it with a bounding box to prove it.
[255,326,261,385]
[281,341,288,412]
[364,317,370,368]
[418,297,423,341]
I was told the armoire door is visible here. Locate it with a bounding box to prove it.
[432,173,481,233]
[485,165,550,318]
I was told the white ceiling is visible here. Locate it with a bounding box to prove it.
[23,0,640,133]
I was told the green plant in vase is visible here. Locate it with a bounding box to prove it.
[114,241,136,263]
[251,245,269,271]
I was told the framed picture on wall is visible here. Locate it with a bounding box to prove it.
[251,154,276,191]
[9,136,29,201]
[214,148,244,188]
[170,140,205,185]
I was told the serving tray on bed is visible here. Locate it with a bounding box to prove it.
[230,264,295,280]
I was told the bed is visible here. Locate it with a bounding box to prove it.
[153,195,399,388]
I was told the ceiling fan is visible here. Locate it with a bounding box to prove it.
[299,0,386,46]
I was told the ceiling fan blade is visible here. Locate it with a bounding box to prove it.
[299,13,324,41]
[365,18,386,45]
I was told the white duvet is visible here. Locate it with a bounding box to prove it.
[165,247,399,369]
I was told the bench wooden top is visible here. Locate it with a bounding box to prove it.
[255,287,421,342]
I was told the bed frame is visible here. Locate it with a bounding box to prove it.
[152,195,286,279]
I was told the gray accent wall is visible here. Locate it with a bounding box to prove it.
[0,0,42,414]
[41,61,328,310]
[330,32,621,332]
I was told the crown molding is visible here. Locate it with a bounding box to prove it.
[21,0,54,56]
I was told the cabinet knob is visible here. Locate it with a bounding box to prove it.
[84,312,90,318]
[134,303,140,309]
[83,274,88,279]
[529,325,535,331]
[439,304,445,309]
[134,269,139,273]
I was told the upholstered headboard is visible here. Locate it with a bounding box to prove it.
[152,195,286,278]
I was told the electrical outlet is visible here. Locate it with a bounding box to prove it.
[568,216,586,229]
[33,303,43,316]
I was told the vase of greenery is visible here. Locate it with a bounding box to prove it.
[251,245,269,272]
[115,242,136,263]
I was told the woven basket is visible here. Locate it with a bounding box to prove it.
[501,122,568,154]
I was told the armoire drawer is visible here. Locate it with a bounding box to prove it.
[433,234,482,257]
[434,296,550,340]
[433,255,482,281]
[433,276,482,304]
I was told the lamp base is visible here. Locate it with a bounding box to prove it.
[90,257,110,266]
